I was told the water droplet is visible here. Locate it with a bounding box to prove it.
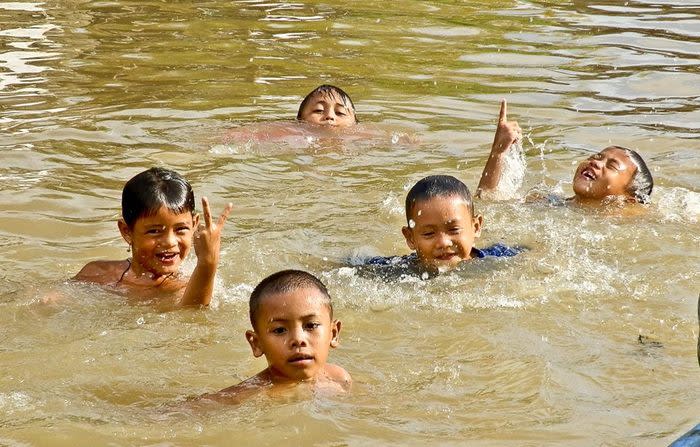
[409,219,416,228]
[137,317,145,325]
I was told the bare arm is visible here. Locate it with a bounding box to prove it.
[476,99,522,198]
[179,197,233,307]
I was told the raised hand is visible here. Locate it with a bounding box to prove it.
[491,99,522,154]
[180,197,233,307]
[193,197,233,267]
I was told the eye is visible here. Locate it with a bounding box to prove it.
[607,161,621,171]
[313,108,323,113]
[590,153,603,161]
[146,228,161,235]
[305,322,321,330]
[336,110,347,116]
[271,326,286,335]
[421,231,435,238]
[448,227,462,234]
[176,226,191,234]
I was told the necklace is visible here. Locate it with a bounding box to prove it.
[115,258,175,287]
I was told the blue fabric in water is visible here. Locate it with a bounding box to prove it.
[669,424,700,447]
[365,243,522,265]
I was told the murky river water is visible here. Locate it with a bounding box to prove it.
[1,1,699,445]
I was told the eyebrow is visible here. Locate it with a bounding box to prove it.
[269,313,321,322]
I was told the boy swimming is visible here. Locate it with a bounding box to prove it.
[296,84,357,127]
[366,175,521,276]
[222,84,358,146]
[73,167,232,307]
[200,270,350,403]
[477,99,654,205]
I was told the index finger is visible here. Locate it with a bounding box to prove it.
[201,196,213,228]
[499,98,508,123]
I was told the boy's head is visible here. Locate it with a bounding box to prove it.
[121,167,195,228]
[401,175,483,272]
[573,146,653,203]
[246,270,341,381]
[118,167,199,277]
[296,84,357,127]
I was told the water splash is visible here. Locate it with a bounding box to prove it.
[489,139,527,200]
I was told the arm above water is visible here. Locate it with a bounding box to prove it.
[179,197,233,307]
[476,99,522,198]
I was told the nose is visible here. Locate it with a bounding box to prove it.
[590,158,604,169]
[289,326,308,348]
[435,232,453,248]
[161,230,177,248]
[323,109,336,123]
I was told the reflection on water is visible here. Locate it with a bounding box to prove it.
[1,0,699,445]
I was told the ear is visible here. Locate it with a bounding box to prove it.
[118,219,132,246]
[402,226,416,250]
[330,319,342,348]
[472,214,483,238]
[193,212,200,228]
[245,330,264,358]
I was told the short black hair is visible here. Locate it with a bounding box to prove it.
[610,146,654,203]
[296,84,357,123]
[121,167,195,228]
[249,270,332,328]
[405,175,474,224]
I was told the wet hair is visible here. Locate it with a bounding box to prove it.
[249,270,332,328]
[610,146,654,203]
[121,167,195,228]
[405,175,474,223]
[296,84,358,123]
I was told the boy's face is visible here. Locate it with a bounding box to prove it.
[298,92,356,127]
[118,206,198,278]
[402,195,483,272]
[573,147,637,201]
[246,287,341,382]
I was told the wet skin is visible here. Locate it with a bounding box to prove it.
[402,195,483,272]
[246,287,341,382]
[118,206,198,280]
[572,146,637,201]
[297,92,356,127]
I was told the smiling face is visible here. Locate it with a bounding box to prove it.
[573,147,637,201]
[118,206,198,278]
[297,91,356,127]
[246,287,340,382]
[402,195,483,272]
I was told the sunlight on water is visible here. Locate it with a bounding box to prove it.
[0,0,698,445]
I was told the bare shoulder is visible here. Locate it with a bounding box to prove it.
[199,373,270,404]
[73,260,128,284]
[324,363,352,388]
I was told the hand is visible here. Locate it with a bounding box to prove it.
[491,99,522,155]
[193,197,233,268]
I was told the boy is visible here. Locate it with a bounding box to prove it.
[366,175,521,276]
[73,167,232,307]
[201,270,351,403]
[477,99,653,204]
[296,84,357,127]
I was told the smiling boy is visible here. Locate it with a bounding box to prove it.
[366,175,521,276]
[201,270,350,403]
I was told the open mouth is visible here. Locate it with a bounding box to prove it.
[156,252,179,263]
[581,167,596,180]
